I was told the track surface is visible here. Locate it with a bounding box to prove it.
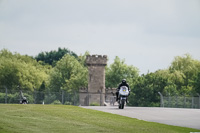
[82,106,200,129]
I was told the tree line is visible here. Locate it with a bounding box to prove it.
[0,48,200,106]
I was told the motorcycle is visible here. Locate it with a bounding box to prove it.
[20,97,28,104]
[118,86,129,109]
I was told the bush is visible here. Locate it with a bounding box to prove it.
[0,93,5,103]
[64,101,72,105]
[89,102,100,106]
[8,93,19,103]
[44,93,57,104]
[51,100,62,105]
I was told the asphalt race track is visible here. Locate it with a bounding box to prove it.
[82,106,200,130]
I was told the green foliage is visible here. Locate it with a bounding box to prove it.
[129,74,161,107]
[193,71,200,94]
[130,54,200,106]
[7,93,20,103]
[77,51,90,67]
[44,93,57,104]
[34,81,46,104]
[169,54,200,95]
[89,102,100,106]
[1,48,200,107]
[106,56,139,88]
[48,54,88,92]
[0,49,50,91]
[35,47,78,66]
[51,100,62,105]
[0,92,34,104]
[64,101,72,105]
[0,93,5,103]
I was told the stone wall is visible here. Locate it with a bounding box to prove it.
[79,87,117,106]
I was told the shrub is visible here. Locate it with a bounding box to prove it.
[64,101,72,105]
[0,93,5,103]
[89,102,100,106]
[51,100,62,105]
[44,93,56,104]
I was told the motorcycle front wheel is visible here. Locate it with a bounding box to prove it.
[118,99,125,109]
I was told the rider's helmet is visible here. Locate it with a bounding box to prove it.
[122,79,126,84]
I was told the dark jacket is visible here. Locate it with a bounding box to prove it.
[117,82,130,91]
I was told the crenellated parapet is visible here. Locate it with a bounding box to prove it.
[86,55,107,66]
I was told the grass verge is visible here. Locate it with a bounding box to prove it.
[0,104,199,133]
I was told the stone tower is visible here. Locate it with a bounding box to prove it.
[86,55,107,106]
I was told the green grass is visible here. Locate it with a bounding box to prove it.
[0,104,199,133]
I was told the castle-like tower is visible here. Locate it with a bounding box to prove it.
[86,55,107,106]
[79,55,107,106]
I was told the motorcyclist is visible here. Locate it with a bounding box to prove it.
[116,79,130,101]
[21,97,28,104]
[19,90,28,104]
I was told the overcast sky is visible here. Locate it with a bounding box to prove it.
[0,0,200,74]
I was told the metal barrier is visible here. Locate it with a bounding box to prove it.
[158,92,200,109]
[0,89,79,105]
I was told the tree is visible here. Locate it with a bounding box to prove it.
[77,51,90,67]
[129,71,167,107]
[169,54,200,95]
[105,56,139,88]
[0,49,50,91]
[193,71,200,95]
[0,56,20,90]
[35,47,78,66]
[129,54,200,107]
[129,69,180,107]
[48,54,88,93]
[35,81,46,104]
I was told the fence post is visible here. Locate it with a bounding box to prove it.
[199,94,200,109]
[87,91,90,106]
[100,89,103,106]
[62,90,64,104]
[34,88,36,104]
[5,86,7,104]
[158,92,164,107]
[192,96,194,108]
[168,95,171,107]
[176,96,178,108]
[184,95,186,108]
[197,93,200,109]
[74,91,76,105]
[167,93,170,107]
